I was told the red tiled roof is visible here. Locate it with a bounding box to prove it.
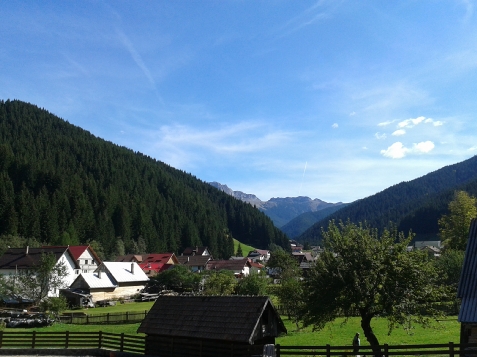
[43,245,102,265]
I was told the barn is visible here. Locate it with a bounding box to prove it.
[458,218,477,344]
[137,295,286,357]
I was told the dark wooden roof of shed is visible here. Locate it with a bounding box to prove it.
[458,218,477,323]
[137,295,286,343]
[0,247,72,269]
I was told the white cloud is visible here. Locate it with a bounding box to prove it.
[380,140,435,159]
[397,116,426,128]
[375,132,387,140]
[378,120,394,127]
[349,111,356,116]
[424,118,444,126]
[381,142,408,159]
[392,129,406,136]
[413,141,435,153]
[332,123,339,128]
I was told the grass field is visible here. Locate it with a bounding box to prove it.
[233,238,256,257]
[18,299,461,347]
[277,316,460,346]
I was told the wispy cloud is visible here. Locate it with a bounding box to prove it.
[332,123,339,128]
[278,0,332,36]
[381,141,435,159]
[116,28,156,88]
[378,120,394,127]
[375,132,387,140]
[397,116,426,128]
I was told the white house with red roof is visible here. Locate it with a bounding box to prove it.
[45,245,102,275]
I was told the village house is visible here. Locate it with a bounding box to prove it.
[45,245,102,274]
[68,261,149,302]
[177,255,213,273]
[247,249,270,263]
[458,218,477,344]
[206,258,251,278]
[138,295,286,357]
[181,246,211,256]
[0,246,78,297]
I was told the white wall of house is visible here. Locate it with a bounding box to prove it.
[76,249,99,274]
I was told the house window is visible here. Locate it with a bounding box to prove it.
[85,260,89,265]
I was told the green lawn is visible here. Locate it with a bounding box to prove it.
[233,238,256,257]
[14,303,460,347]
[64,301,155,314]
[277,316,460,346]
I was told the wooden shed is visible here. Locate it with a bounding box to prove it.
[458,218,477,344]
[137,295,286,357]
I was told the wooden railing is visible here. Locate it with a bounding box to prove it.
[0,331,145,354]
[59,310,148,324]
[276,342,477,357]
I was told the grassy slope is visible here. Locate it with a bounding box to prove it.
[233,238,256,257]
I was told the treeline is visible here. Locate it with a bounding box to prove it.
[0,100,289,259]
[299,154,477,244]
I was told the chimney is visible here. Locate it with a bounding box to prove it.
[131,263,134,274]
[187,256,190,262]
[26,246,29,255]
[98,270,101,278]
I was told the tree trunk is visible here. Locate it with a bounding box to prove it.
[360,312,381,357]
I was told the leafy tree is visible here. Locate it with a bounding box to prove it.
[202,270,237,295]
[267,248,300,280]
[439,191,477,251]
[434,248,465,290]
[302,221,445,356]
[40,296,68,320]
[275,276,305,330]
[151,265,201,293]
[236,243,243,257]
[11,253,69,304]
[235,270,268,296]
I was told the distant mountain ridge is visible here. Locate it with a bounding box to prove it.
[208,182,345,228]
[297,155,477,245]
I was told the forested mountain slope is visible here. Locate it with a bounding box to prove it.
[0,100,289,259]
[298,155,477,244]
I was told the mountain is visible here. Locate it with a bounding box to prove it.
[297,155,477,245]
[0,100,290,259]
[280,203,348,238]
[209,182,344,228]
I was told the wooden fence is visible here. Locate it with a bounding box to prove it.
[276,342,477,357]
[0,331,145,354]
[59,310,148,324]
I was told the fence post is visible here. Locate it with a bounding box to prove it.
[98,331,103,349]
[450,342,454,357]
[65,331,69,349]
[0,330,3,348]
[276,344,280,357]
[126,311,129,322]
[326,344,331,357]
[384,344,388,357]
[32,331,36,349]
[120,333,125,352]
[107,313,110,324]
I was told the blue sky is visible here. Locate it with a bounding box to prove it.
[2,1,477,203]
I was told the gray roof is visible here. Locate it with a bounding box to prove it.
[137,295,286,344]
[458,218,477,323]
[99,262,149,283]
[76,272,117,289]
